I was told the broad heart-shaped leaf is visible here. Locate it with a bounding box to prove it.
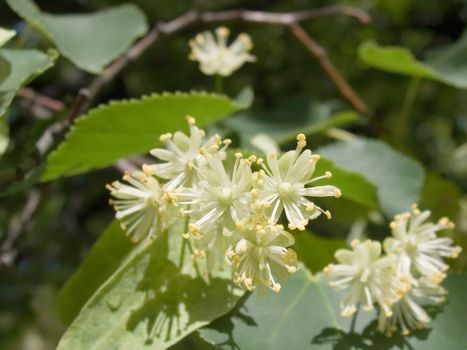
[56,221,134,325]
[0,48,57,117]
[56,219,244,350]
[42,92,247,181]
[293,232,346,273]
[6,0,148,73]
[317,139,425,217]
[315,158,379,210]
[199,269,467,350]
[359,37,467,88]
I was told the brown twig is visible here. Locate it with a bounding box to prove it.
[0,188,41,267]
[289,23,369,116]
[17,88,65,112]
[1,4,370,189]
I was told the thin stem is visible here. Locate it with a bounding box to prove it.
[396,77,421,143]
[215,75,224,94]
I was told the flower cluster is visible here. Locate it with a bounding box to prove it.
[325,204,461,336]
[108,116,341,293]
[189,27,256,77]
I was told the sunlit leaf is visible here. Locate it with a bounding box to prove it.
[359,36,467,88]
[42,92,247,181]
[317,139,425,217]
[199,269,467,350]
[57,219,244,350]
[6,0,148,73]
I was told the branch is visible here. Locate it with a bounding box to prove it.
[17,88,65,112]
[1,4,370,188]
[289,23,369,116]
[199,5,370,25]
[0,188,41,266]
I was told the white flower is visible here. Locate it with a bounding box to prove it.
[384,205,462,284]
[145,116,230,191]
[107,170,174,242]
[175,152,252,237]
[324,240,402,317]
[378,277,447,336]
[255,134,341,230]
[228,221,298,293]
[191,225,238,271]
[189,27,256,77]
[0,28,16,47]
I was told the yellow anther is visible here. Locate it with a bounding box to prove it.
[351,239,360,248]
[235,152,243,158]
[256,157,264,165]
[159,133,172,142]
[187,161,194,171]
[216,26,229,37]
[210,144,219,153]
[325,210,332,219]
[311,154,320,162]
[248,155,257,163]
[142,164,153,175]
[185,115,196,125]
[272,283,281,293]
[199,147,207,155]
[223,138,232,145]
[323,264,333,275]
[334,189,342,198]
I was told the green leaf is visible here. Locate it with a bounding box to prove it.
[56,221,134,325]
[57,219,244,350]
[294,232,346,273]
[225,96,361,151]
[199,269,467,350]
[0,48,57,117]
[419,173,462,220]
[6,0,148,73]
[317,139,425,217]
[358,41,437,79]
[359,36,467,88]
[315,158,379,210]
[42,92,246,181]
[0,117,9,155]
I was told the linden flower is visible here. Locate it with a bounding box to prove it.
[228,222,298,293]
[384,205,462,283]
[107,171,174,242]
[145,116,230,191]
[175,152,252,237]
[0,27,15,47]
[255,134,341,230]
[324,240,402,317]
[189,27,256,77]
[378,278,447,336]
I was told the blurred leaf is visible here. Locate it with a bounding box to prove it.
[316,158,379,210]
[199,270,467,350]
[6,0,148,73]
[358,41,437,79]
[419,173,462,219]
[294,232,346,273]
[225,96,360,151]
[359,35,467,88]
[317,139,425,217]
[57,219,244,350]
[234,86,254,107]
[42,92,246,181]
[0,48,57,117]
[56,221,134,325]
[0,118,9,155]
